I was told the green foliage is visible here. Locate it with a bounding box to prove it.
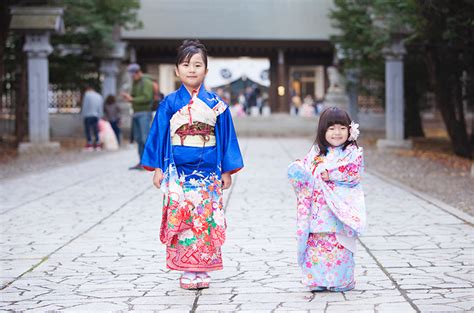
[330,0,472,77]
[48,0,142,89]
[417,0,474,48]
[330,0,418,79]
[54,0,141,49]
[330,0,474,156]
[330,1,380,79]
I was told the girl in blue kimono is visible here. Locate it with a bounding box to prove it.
[288,107,366,292]
[141,40,244,290]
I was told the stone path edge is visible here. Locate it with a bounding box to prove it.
[367,169,474,226]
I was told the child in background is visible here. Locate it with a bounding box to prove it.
[97,119,118,151]
[288,107,366,292]
[141,40,244,290]
[103,95,121,145]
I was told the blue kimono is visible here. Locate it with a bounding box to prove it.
[141,85,243,272]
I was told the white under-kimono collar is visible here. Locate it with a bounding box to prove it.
[170,89,217,137]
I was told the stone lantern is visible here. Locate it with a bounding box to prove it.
[98,41,127,99]
[9,6,64,154]
[95,25,127,98]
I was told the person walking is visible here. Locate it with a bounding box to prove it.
[288,107,365,292]
[81,86,103,151]
[141,39,244,290]
[103,95,122,145]
[121,63,154,169]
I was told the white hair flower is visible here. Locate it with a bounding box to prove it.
[348,121,360,141]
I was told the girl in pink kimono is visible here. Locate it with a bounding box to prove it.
[288,107,366,292]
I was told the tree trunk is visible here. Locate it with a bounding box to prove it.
[430,48,472,158]
[405,90,424,138]
[15,37,27,145]
[449,62,471,157]
[465,58,474,156]
[0,2,12,103]
[404,52,425,138]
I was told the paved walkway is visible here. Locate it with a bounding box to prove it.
[0,138,472,312]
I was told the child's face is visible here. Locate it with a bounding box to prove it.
[175,53,208,91]
[325,123,348,147]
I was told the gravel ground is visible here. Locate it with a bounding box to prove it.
[364,148,473,215]
[359,132,473,216]
[1,133,472,216]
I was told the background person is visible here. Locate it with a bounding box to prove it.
[103,94,122,145]
[81,86,103,151]
[121,63,154,170]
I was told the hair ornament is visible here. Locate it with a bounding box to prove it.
[348,121,360,141]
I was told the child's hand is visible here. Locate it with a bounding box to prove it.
[153,168,164,189]
[321,170,330,181]
[222,172,232,190]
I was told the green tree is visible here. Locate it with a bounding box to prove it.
[329,0,385,84]
[2,0,142,144]
[417,0,474,158]
[330,0,473,158]
[49,0,142,89]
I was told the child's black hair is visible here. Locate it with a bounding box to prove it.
[315,107,357,156]
[176,39,208,68]
[104,94,116,105]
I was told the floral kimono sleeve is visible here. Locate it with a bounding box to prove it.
[320,145,366,235]
[326,147,364,186]
[288,146,318,266]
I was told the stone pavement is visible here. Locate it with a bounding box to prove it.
[0,138,472,312]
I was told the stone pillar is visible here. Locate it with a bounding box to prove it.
[129,47,137,63]
[277,49,288,112]
[9,6,64,154]
[159,64,177,95]
[269,56,278,113]
[99,41,126,98]
[346,68,360,122]
[100,59,119,98]
[377,39,412,149]
[315,66,325,101]
[18,32,59,153]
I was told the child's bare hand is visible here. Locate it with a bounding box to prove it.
[222,172,232,190]
[321,170,330,181]
[153,168,164,189]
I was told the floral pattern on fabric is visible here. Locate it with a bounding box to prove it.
[302,233,355,288]
[141,85,244,272]
[212,100,228,115]
[160,163,227,271]
[288,144,366,288]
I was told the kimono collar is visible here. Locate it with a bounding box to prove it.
[328,146,341,152]
[177,84,218,109]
